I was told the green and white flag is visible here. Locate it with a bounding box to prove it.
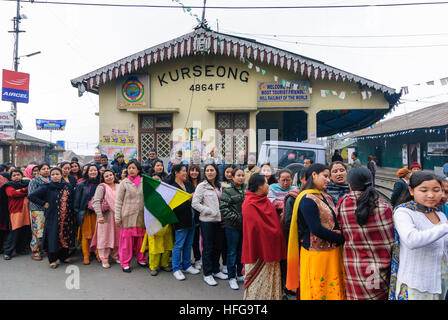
[142,174,191,236]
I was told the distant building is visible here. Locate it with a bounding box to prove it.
[347,102,448,171]
[0,132,64,165]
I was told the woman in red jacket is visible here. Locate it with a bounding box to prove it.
[3,169,30,260]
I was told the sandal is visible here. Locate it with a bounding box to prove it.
[63,258,72,264]
[96,255,102,263]
[3,255,11,260]
[83,257,90,265]
[32,254,42,261]
[49,262,58,269]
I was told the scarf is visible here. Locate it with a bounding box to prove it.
[48,181,67,191]
[326,181,350,205]
[24,165,37,180]
[36,175,50,184]
[85,179,100,201]
[5,179,30,190]
[388,201,438,300]
[128,175,141,188]
[102,183,118,214]
[241,190,287,265]
[269,183,296,202]
[286,188,322,291]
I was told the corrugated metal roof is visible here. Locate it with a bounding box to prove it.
[16,132,54,146]
[347,102,448,137]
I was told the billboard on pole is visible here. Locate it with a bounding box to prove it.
[36,119,66,130]
[2,69,30,103]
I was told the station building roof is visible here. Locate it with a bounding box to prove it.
[71,26,401,137]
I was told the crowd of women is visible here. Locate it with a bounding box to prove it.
[0,155,447,300]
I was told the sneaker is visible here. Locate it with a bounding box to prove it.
[102,263,111,269]
[150,269,159,276]
[122,266,131,273]
[115,260,120,264]
[194,260,202,270]
[203,275,217,286]
[184,266,200,275]
[213,272,228,280]
[173,270,186,281]
[237,275,245,282]
[222,266,228,274]
[229,278,239,290]
[138,262,148,268]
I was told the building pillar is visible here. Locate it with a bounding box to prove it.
[306,110,317,144]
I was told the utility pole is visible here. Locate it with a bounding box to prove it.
[8,0,24,166]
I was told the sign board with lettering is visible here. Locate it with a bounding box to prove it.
[257,81,310,107]
[2,69,30,103]
[36,119,66,130]
[101,135,137,160]
[0,111,15,140]
[116,74,150,110]
[427,142,448,156]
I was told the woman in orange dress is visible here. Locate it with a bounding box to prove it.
[287,163,346,300]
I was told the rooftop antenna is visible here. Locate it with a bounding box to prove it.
[201,0,207,23]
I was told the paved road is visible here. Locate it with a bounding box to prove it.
[0,250,244,300]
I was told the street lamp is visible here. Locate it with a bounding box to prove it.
[20,51,41,58]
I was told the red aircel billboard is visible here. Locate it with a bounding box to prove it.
[2,69,30,103]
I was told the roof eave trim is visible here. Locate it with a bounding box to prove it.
[71,28,396,96]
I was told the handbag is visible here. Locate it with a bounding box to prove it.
[101,198,110,213]
[87,198,110,213]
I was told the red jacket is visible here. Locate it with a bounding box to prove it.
[5,186,28,214]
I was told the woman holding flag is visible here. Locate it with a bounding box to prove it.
[140,172,174,276]
[286,163,346,300]
[168,164,200,280]
[115,159,147,273]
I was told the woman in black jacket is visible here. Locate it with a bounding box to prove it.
[390,168,411,208]
[74,164,100,265]
[28,168,76,268]
[169,164,200,280]
[219,167,246,290]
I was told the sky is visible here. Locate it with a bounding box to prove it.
[0,0,447,156]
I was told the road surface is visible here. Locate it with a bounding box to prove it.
[0,250,244,300]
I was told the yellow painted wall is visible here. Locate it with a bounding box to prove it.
[97,54,390,155]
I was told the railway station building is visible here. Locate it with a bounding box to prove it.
[71,25,400,164]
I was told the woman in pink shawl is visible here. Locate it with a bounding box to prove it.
[24,165,38,180]
[90,169,120,268]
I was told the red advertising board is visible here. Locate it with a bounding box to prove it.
[2,69,30,103]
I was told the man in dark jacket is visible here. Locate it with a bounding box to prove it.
[112,151,127,178]
[331,150,343,162]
